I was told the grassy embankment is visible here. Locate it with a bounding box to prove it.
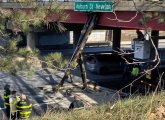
[32,91,165,120]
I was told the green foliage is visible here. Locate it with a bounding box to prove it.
[0,36,71,75]
[44,52,62,62]
[17,59,30,70]
[0,9,10,35]
[0,2,69,76]
[17,47,39,58]
[0,1,67,34]
[0,36,40,74]
[0,58,13,72]
[21,21,29,33]
[4,38,18,53]
[43,52,78,70]
[48,3,68,21]
[71,60,78,69]
[33,19,42,28]
[44,52,69,69]
[0,16,6,34]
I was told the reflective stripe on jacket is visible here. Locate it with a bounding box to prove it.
[131,67,140,76]
[146,71,151,80]
[4,89,10,108]
[4,90,10,101]
[16,99,32,119]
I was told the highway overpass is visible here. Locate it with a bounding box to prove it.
[0,0,165,31]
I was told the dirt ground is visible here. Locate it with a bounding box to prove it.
[0,70,126,117]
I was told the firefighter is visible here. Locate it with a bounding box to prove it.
[10,90,20,120]
[4,84,11,119]
[16,94,32,120]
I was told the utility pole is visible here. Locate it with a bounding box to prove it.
[59,13,99,89]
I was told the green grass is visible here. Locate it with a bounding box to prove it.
[32,91,165,120]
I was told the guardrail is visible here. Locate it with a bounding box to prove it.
[0,0,165,12]
[1,0,74,2]
[0,0,164,11]
[0,0,163,2]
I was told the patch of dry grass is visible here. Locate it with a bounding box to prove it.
[32,91,165,120]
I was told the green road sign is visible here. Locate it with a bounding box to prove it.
[74,1,113,12]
